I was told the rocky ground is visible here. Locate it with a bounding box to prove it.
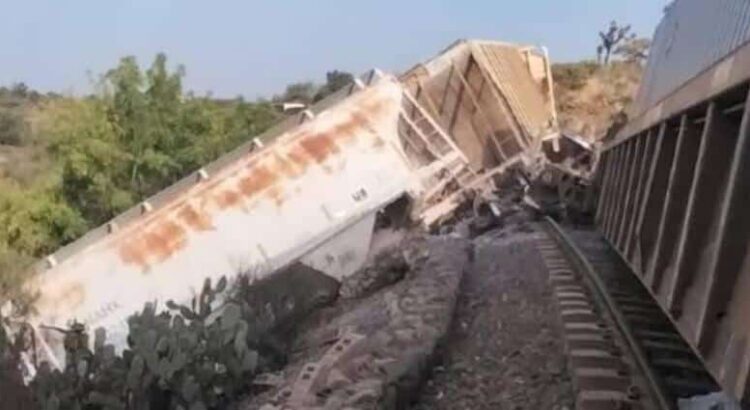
[239,208,576,409]
[412,219,574,410]
[243,236,470,409]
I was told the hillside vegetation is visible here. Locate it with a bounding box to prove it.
[552,61,643,141]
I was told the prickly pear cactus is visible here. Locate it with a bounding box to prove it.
[0,315,35,408]
[29,276,268,410]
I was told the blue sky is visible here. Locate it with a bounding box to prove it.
[0,0,668,99]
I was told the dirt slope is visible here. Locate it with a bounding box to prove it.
[552,61,643,141]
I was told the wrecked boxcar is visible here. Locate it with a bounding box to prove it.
[400,39,563,225]
[7,38,572,369]
[596,0,750,403]
[12,72,467,367]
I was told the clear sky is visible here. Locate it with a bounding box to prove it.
[0,0,668,99]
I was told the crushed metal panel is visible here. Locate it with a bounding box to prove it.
[401,39,557,173]
[400,39,559,227]
[24,77,418,364]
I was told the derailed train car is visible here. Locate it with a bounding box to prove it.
[7,38,560,370]
[596,0,750,403]
[10,72,469,368]
[2,41,557,370]
[400,39,559,224]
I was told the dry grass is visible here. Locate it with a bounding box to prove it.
[0,144,52,186]
[552,61,643,141]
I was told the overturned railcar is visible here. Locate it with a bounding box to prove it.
[596,0,750,403]
[8,38,560,370]
[400,39,559,224]
[13,72,467,367]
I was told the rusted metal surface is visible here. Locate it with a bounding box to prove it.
[597,4,750,401]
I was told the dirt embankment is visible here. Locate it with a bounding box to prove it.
[552,62,643,141]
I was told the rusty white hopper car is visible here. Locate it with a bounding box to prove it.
[596,0,750,404]
[15,71,467,368]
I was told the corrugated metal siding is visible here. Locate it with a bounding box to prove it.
[599,1,750,399]
[632,0,750,117]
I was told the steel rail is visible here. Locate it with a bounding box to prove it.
[542,216,673,410]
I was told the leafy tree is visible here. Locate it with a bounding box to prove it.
[227,99,278,144]
[0,178,86,257]
[277,82,316,104]
[597,21,633,65]
[47,98,134,223]
[10,82,29,99]
[0,177,87,309]
[105,55,179,198]
[273,70,355,105]
[314,70,354,102]
[46,54,280,226]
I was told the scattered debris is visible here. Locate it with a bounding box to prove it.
[339,250,409,300]
[244,236,470,409]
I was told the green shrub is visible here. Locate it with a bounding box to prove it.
[0,179,87,257]
[29,277,275,410]
[0,109,25,146]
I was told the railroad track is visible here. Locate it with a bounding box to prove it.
[537,217,719,409]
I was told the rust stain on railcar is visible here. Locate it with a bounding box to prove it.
[114,89,393,271]
[121,219,188,268]
[237,165,278,197]
[215,189,243,210]
[178,205,214,231]
[273,152,304,179]
[299,133,342,164]
[287,147,312,170]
